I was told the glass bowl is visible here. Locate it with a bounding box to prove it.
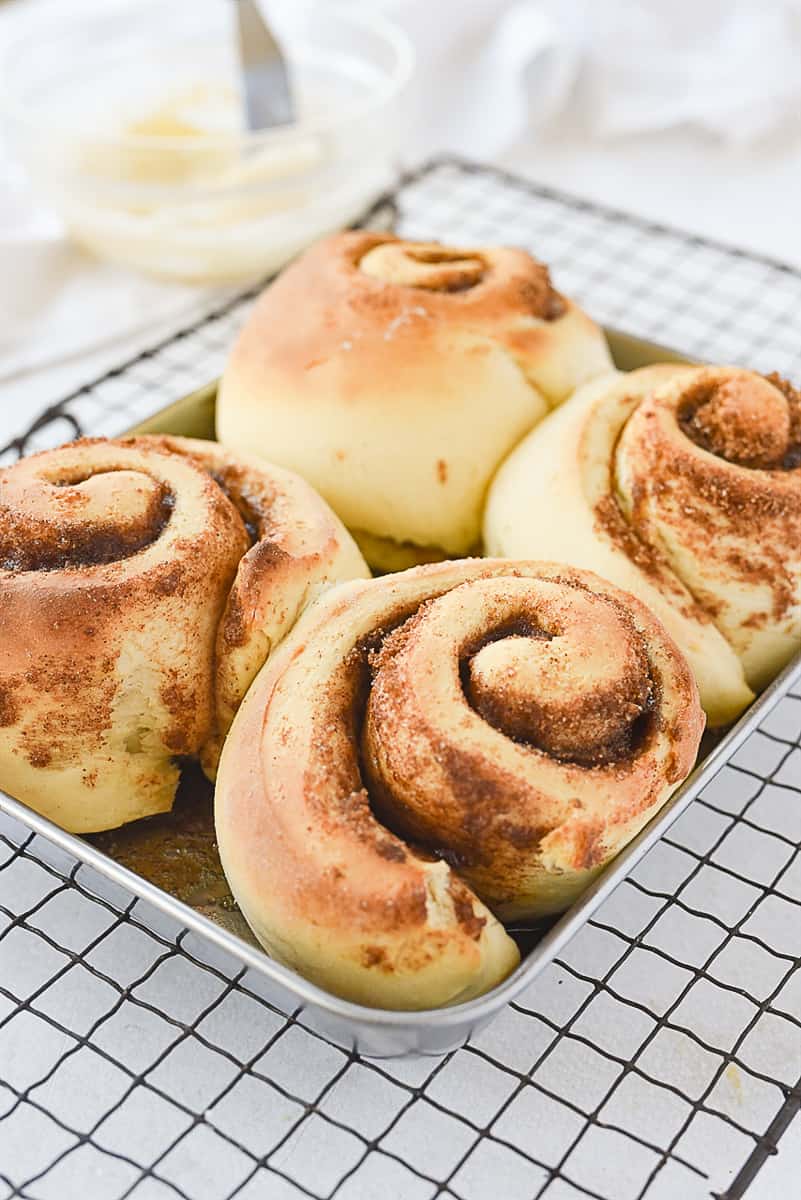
[3,1,414,283]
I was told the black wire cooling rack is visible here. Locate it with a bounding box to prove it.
[1,159,799,1200]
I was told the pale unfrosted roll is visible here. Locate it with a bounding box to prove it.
[215,560,703,1010]
[0,435,368,833]
[217,231,612,570]
[485,366,801,724]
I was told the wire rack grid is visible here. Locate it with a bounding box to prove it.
[0,159,799,1200]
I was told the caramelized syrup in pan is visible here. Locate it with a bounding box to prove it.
[88,764,258,946]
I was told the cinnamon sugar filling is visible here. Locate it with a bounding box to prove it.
[0,477,175,572]
[361,591,656,786]
[678,374,800,470]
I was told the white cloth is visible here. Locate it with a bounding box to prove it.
[575,0,801,143]
[2,0,801,396]
[378,0,801,155]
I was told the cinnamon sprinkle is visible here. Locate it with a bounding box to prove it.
[678,376,795,469]
[0,487,174,573]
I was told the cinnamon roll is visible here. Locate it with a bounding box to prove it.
[0,435,368,833]
[217,232,612,570]
[485,366,801,725]
[215,560,703,1009]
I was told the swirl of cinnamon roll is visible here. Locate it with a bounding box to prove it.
[0,435,368,833]
[485,366,801,725]
[217,231,612,571]
[215,560,702,1010]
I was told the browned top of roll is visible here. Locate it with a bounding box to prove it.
[0,444,180,573]
[221,230,607,403]
[304,229,560,321]
[215,560,703,1007]
[218,232,612,566]
[606,365,800,694]
[677,371,801,471]
[223,231,579,404]
[0,435,368,834]
[617,368,801,619]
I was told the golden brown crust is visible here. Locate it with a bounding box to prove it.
[678,374,793,468]
[217,232,612,566]
[352,233,565,318]
[0,435,368,833]
[215,559,703,1010]
[614,367,801,689]
[485,365,801,719]
[225,228,598,410]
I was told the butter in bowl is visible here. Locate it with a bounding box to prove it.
[2,0,413,282]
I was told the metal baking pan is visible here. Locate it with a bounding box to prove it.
[2,329,798,1058]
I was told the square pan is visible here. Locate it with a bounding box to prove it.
[1,329,798,1057]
